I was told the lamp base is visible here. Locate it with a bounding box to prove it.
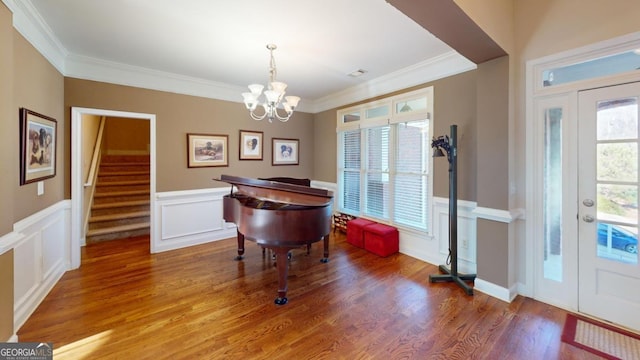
[429,264,476,296]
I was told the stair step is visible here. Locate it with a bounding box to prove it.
[101,162,149,167]
[98,170,150,176]
[89,210,150,223]
[96,179,150,186]
[92,199,150,210]
[86,222,150,237]
[87,154,151,243]
[94,189,149,198]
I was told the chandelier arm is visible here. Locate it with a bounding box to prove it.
[272,107,293,122]
[249,108,268,121]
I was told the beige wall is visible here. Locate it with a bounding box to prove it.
[0,250,13,341]
[0,2,14,342]
[13,32,65,222]
[104,116,150,154]
[476,56,509,210]
[475,56,510,287]
[81,114,101,229]
[430,71,477,201]
[0,3,12,235]
[81,114,101,181]
[312,109,337,183]
[64,78,316,194]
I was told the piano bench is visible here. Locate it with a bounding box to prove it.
[364,223,399,257]
[346,218,375,248]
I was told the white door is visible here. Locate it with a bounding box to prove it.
[578,82,640,331]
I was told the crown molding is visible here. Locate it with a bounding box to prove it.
[309,51,476,113]
[6,0,476,114]
[65,53,249,104]
[3,0,67,73]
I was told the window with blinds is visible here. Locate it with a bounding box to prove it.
[365,126,389,218]
[336,87,433,232]
[394,120,429,229]
[339,130,361,213]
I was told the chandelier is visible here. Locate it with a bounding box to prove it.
[242,44,300,123]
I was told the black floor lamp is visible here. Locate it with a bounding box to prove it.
[429,124,476,295]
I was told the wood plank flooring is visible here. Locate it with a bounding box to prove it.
[18,232,599,359]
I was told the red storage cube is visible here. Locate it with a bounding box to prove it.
[364,223,399,257]
[346,218,375,248]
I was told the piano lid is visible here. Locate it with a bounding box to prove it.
[215,175,333,207]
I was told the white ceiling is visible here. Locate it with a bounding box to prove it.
[6,0,476,112]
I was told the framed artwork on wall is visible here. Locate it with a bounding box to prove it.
[272,138,299,166]
[187,133,229,167]
[19,108,57,185]
[239,130,263,160]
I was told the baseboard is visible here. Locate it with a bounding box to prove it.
[474,278,518,303]
[5,334,18,342]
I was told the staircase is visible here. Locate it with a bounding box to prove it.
[86,154,150,243]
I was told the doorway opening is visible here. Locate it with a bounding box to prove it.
[70,107,157,269]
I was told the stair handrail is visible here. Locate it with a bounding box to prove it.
[84,116,106,187]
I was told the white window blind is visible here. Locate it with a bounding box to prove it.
[339,130,361,213]
[365,126,390,218]
[394,120,429,228]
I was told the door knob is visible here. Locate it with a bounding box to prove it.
[583,199,594,207]
[582,215,595,223]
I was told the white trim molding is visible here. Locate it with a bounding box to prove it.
[0,231,24,256]
[473,206,525,223]
[474,278,519,303]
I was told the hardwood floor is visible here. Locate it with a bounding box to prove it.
[18,232,598,359]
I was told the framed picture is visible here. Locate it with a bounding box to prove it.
[187,133,229,168]
[239,130,263,160]
[272,138,299,166]
[19,108,57,185]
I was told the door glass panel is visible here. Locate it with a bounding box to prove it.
[542,50,640,87]
[597,98,638,140]
[595,97,639,264]
[597,143,637,182]
[544,107,563,281]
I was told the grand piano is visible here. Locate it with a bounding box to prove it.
[218,175,333,305]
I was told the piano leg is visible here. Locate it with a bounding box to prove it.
[320,235,329,263]
[235,231,245,261]
[273,247,290,305]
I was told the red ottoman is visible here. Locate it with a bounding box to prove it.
[346,218,375,248]
[364,223,399,257]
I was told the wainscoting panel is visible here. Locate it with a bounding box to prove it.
[12,200,70,332]
[432,196,477,274]
[153,188,237,253]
